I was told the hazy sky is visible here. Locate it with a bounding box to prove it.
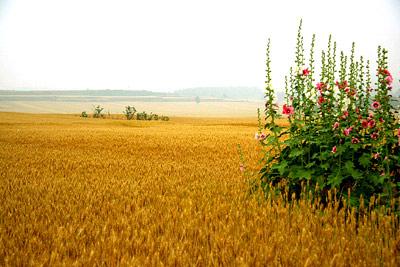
[0,0,399,92]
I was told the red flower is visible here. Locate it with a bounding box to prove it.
[318,96,325,105]
[343,111,349,117]
[397,128,400,137]
[373,153,380,159]
[351,137,360,144]
[302,68,310,76]
[282,104,294,115]
[385,75,393,85]
[361,120,368,128]
[331,146,337,153]
[336,80,348,89]
[379,117,384,123]
[316,82,325,92]
[371,101,381,109]
[332,122,339,130]
[343,127,352,136]
[368,120,376,128]
[370,132,379,140]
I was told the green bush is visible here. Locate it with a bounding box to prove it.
[123,106,136,120]
[93,105,105,118]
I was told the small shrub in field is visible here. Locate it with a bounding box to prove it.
[93,105,105,118]
[136,111,169,121]
[136,111,148,120]
[80,111,88,118]
[160,115,170,121]
[259,20,400,207]
[123,106,136,120]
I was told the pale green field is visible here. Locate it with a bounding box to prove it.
[0,101,264,117]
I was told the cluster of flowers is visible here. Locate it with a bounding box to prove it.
[279,67,400,173]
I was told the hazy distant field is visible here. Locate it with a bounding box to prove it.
[1,112,399,266]
[0,100,264,117]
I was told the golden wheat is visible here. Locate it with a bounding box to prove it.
[0,112,399,266]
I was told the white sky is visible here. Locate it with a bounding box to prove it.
[0,0,399,92]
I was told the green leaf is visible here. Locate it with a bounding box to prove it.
[305,162,315,168]
[344,160,362,179]
[288,167,314,180]
[289,148,303,158]
[320,162,330,171]
[327,170,343,188]
[271,161,288,176]
[359,153,371,168]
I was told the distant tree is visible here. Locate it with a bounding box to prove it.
[80,111,88,118]
[93,105,105,118]
[195,96,201,104]
[123,105,137,120]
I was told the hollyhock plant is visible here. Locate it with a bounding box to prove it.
[259,21,400,209]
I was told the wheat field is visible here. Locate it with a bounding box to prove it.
[0,112,399,266]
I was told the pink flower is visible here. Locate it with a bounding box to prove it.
[302,68,310,76]
[371,101,381,109]
[239,163,245,172]
[361,120,368,128]
[397,128,400,137]
[385,75,393,85]
[379,69,393,85]
[368,120,376,128]
[336,80,348,89]
[331,146,337,153]
[282,104,294,115]
[379,117,384,123]
[255,132,266,141]
[332,122,340,130]
[351,137,360,144]
[369,113,374,119]
[316,82,325,92]
[370,132,379,140]
[343,127,352,136]
[373,153,380,159]
[343,111,349,117]
[344,87,350,93]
